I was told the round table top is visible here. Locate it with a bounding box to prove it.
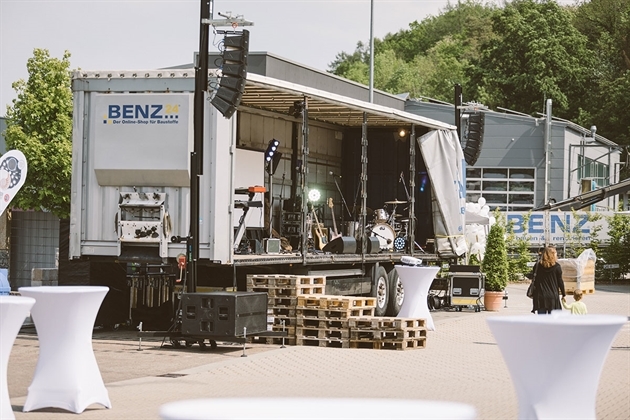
[160,398,477,420]
[487,313,627,327]
[0,295,35,306]
[18,286,109,295]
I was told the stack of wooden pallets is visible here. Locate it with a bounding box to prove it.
[295,294,376,348]
[247,274,427,350]
[247,274,326,345]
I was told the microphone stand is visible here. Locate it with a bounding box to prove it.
[332,174,352,220]
[400,172,425,253]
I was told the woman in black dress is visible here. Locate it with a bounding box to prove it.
[531,246,566,314]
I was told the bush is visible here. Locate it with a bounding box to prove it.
[482,212,509,291]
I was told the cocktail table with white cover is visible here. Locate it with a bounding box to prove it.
[487,313,626,420]
[18,286,111,414]
[394,265,441,331]
[159,398,477,419]
[0,295,35,420]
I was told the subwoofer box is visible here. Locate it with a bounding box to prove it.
[181,292,268,337]
[357,236,380,254]
[323,236,357,254]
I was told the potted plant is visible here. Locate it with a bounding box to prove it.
[481,214,509,311]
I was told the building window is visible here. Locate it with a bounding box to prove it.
[466,167,535,211]
[577,155,608,189]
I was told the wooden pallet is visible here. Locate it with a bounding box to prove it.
[296,326,350,340]
[349,337,426,350]
[267,296,299,308]
[296,307,375,319]
[295,337,350,348]
[296,316,351,329]
[247,274,327,287]
[350,328,426,341]
[266,314,297,328]
[348,317,425,330]
[249,285,325,297]
[297,295,376,309]
[564,281,595,294]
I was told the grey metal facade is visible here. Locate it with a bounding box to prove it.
[405,99,622,211]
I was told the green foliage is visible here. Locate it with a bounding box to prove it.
[481,211,509,291]
[562,210,603,258]
[469,0,593,118]
[505,212,533,281]
[598,212,630,280]
[4,49,73,219]
[468,252,481,266]
[329,0,494,101]
[328,0,630,160]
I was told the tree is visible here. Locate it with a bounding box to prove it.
[329,0,494,100]
[468,0,594,119]
[481,211,509,291]
[4,49,73,219]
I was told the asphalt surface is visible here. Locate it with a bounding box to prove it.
[5,282,630,419]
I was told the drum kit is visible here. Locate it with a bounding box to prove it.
[348,199,410,252]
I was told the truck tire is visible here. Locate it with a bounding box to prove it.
[372,266,389,317]
[386,268,403,316]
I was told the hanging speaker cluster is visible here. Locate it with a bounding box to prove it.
[211,30,250,119]
[463,112,485,166]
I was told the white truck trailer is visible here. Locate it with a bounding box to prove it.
[67,69,466,328]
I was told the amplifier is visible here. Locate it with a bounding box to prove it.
[181,292,268,337]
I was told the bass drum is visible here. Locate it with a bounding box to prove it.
[370,222,396,251]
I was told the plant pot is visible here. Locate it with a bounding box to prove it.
[484,291,504,311]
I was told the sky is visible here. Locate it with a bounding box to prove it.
[1,0,578,116]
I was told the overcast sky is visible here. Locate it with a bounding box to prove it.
[1,0,578,115]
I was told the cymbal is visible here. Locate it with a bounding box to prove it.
[385,200,407,205]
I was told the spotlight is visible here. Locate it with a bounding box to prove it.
[264,139,282,175]
[398,128,407,138]
[308,189,321,202]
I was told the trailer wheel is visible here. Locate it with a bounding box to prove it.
[170,339,182,349]
[386,268,403,316]
[372,266,389,317]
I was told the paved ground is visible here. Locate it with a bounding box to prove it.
[5,282,630,419]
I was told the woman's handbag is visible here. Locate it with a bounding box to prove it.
[526,279,535,298]
[527,262,538,299]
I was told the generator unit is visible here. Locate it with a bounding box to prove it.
[448,265,484,311]
[181,291,268,337]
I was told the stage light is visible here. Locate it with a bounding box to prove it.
[308,188,321,202]
[398,128,407,138]
[264,139,282,175]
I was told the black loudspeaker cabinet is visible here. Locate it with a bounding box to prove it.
[323,236,357,254]
[181,292,267,337]
[357,236,380,254]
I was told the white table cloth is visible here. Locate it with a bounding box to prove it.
[394,265,441,331]
[18,286,111,414]
[1,295,35,420]
[487,313,626,420]
[159,397,477,419]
